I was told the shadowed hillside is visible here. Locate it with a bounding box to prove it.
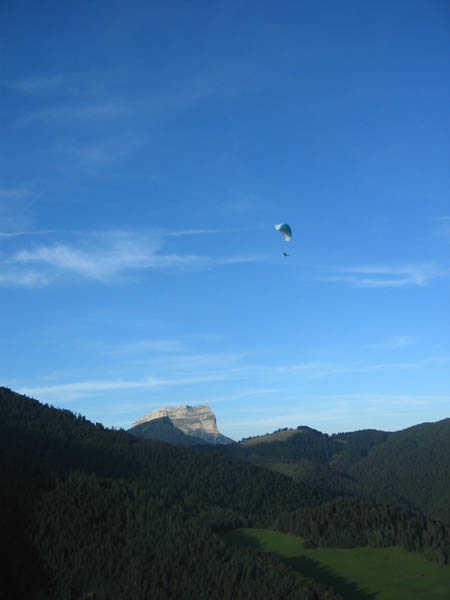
[0,387,339,600]
[220,420,450,525]
[2,386,448,600]
[128,415,211,446]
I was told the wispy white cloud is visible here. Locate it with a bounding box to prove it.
[221,193,260,218]
[8,54,271,142]
[321,263,444,287]
[0,230,60,238]
[7,74,68,94]
[0,188,39,233]
[141,352,249,371]
[311,392,450,407]
[20,378,161,397]
[16,354,450,430]
[64,135,144,169]
[2,230,264,286]
[19,371,232,402]
[13,234,156,281]
[21,102,130,124]
[6,72,127,104]
[0,188,31,199]
[166,229,227,237]
[362,335,415,350]
[107,339,185,355]
[226,392,450,438]
[272,356,450,378]
[166,227,255,237]
[435,216,450,240]
[0,270,51,287]
[76,356,449,395]
[10,60,247,125]
[214,356,450,384]
[236,406,352,429]
[208,387,283,405]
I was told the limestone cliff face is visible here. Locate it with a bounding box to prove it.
[131,405,233,445]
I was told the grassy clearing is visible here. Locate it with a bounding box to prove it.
[240,429,298,445]
[225,528,450,600]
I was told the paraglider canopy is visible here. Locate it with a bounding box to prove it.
[275,223,292,242]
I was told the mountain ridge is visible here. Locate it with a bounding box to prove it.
[129,416,211,446]
[1,386,449,599]
[129,403,234,445]
[220,418,450,525]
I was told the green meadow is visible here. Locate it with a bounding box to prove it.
[225,529,450,600]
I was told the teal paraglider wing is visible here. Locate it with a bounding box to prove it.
[275,223,292,241]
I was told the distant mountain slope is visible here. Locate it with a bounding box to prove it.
[1,387,341,600]
[2,387,449,598]
[129,416,210,446]
[236,426,340,462]
[330,428,392,468]
[222,420,450,525]
[130,404,234,445]
[237,426,390,464]
[345,419,450,524]
[0,388,324,517]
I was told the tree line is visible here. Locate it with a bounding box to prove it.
[1,387,448,600]
[0,387,339,599]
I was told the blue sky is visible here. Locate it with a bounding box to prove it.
[1,0,449,440]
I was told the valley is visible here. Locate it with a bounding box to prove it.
[226,529,450,600]
[1,387,449,599]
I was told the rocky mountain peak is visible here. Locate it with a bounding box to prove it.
[131,404,233,445]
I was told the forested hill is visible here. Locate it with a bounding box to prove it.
[128,415,211,446]
[221,420,450,525]
[235,425,391,463]
[2,387,449,599]
[344,419,450,524]
[0,388,326,516]
[0,387,339,600]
